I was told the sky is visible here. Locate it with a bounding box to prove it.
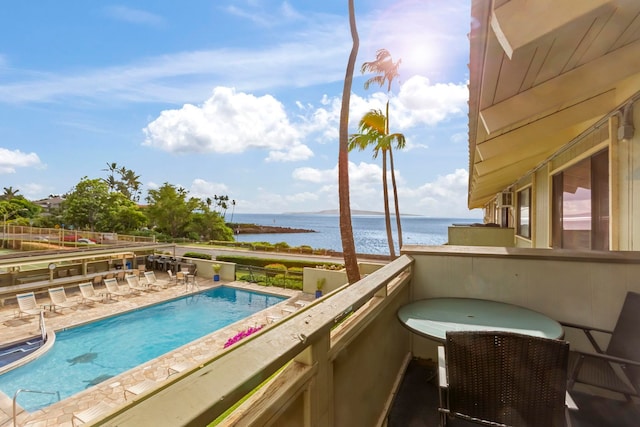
[0,0,480,218]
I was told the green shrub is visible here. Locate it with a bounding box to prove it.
[183,252,212,260]
[217,255,340,270]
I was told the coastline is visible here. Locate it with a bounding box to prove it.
[227,223,316,235]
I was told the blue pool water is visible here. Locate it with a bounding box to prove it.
[0,286,285,411]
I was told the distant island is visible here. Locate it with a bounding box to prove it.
[284,209,422,216]
[227,222,315,235]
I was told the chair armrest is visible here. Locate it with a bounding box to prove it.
[560,321,612,354]
[573,350,640,367]
[560,321,613,335]
[438,346,447,388]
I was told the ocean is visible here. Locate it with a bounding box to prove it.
[230,213,481,256]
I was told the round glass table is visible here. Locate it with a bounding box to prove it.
[397,297,564,342]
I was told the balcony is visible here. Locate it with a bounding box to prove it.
[448,223,515,247]
[98,246,640,426]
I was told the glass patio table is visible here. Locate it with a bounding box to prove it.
[397,297,564,342]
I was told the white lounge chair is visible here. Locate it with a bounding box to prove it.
[15,292,43,318]
[124,379,157,400]
[78,282,104,305]
[167,361,191,378]
[72,401,113,426]
[104,278,129,299]
[166,270,178,285]
[137,264,146,278]
[47,287,77,313]
[126,274,150,293]
[143,271,166,289]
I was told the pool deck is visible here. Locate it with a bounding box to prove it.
[0,274,310,426]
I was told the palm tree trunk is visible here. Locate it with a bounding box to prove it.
[389,147,403,249]
[338,0,360,284]
[382,150,396,258]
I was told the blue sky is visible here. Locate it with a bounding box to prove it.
[0,0,479,218]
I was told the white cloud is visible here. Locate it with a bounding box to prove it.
[392,76,468,129]
[0,25,349,105]
[406,169,473,217]
[0,148,41,173]
[18,183,45,198]
[224,1,303,27]
[0,3,472,111]
[104,6,165,26]
[288,163,476,217]
[143,87,312,162]
[189,178,229,199]
[146,181,160,190]
[450,132,467,144]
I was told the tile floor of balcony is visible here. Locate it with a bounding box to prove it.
[389,358,640,427]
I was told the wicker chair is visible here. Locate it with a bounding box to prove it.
[438,331,570,427]
[561,291,640,402]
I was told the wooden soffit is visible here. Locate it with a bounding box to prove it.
[468,0,640,209]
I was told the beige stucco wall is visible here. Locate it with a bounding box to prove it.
[616,98,640,250]
[448,226,515,246]
[333,284,410,426]
[183,258,235,281]
[533,164,551,248]
[302,262,386,295]
[404,246,640,360]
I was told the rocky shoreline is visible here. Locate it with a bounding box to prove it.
[227,223,316,235]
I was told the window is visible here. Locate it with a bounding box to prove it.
[517,187,531,239]
[552,149,609,250]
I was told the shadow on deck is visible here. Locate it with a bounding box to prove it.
[388,358,640,427]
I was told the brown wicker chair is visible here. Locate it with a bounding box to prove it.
[561,291,640,402]
[438,331,570,427]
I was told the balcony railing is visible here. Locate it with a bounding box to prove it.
[95,246,640,426]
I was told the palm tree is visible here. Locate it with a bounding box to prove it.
[1,186,20,200]
[349,110,406,258]
[361,49,405,251]
[102,162,120,191]
[230,199,236,223]
[120,168,142,202]
[338,0,360,284]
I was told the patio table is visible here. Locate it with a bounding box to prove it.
[397,298,563,342]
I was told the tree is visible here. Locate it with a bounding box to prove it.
[361,49,405,253]
[102,162,120,192]
[63,178,110,231]
[1,186,20,200]
[101,162,142,202]
[338,0,361,284]
[145,184,195,238]
[99,192,147,232]
[120,168,142,202]
[188,210,234,241]
[349,110,405,257]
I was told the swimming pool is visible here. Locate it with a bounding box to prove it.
[0,286,285,412]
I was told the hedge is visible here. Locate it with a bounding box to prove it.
[183,252,212,260]
[215,255,341,270]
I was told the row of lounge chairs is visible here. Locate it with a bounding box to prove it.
[15,271,174,318]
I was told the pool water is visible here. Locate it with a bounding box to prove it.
[0,286,285,411]
[0,337,45,369]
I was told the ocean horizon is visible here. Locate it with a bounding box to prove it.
[229,213,481,256]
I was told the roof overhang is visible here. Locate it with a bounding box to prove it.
[468,0,640,208]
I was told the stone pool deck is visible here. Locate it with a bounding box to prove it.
[0,274,310,426]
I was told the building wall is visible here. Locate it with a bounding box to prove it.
[617,98,640,250]
[491,95,640,251]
